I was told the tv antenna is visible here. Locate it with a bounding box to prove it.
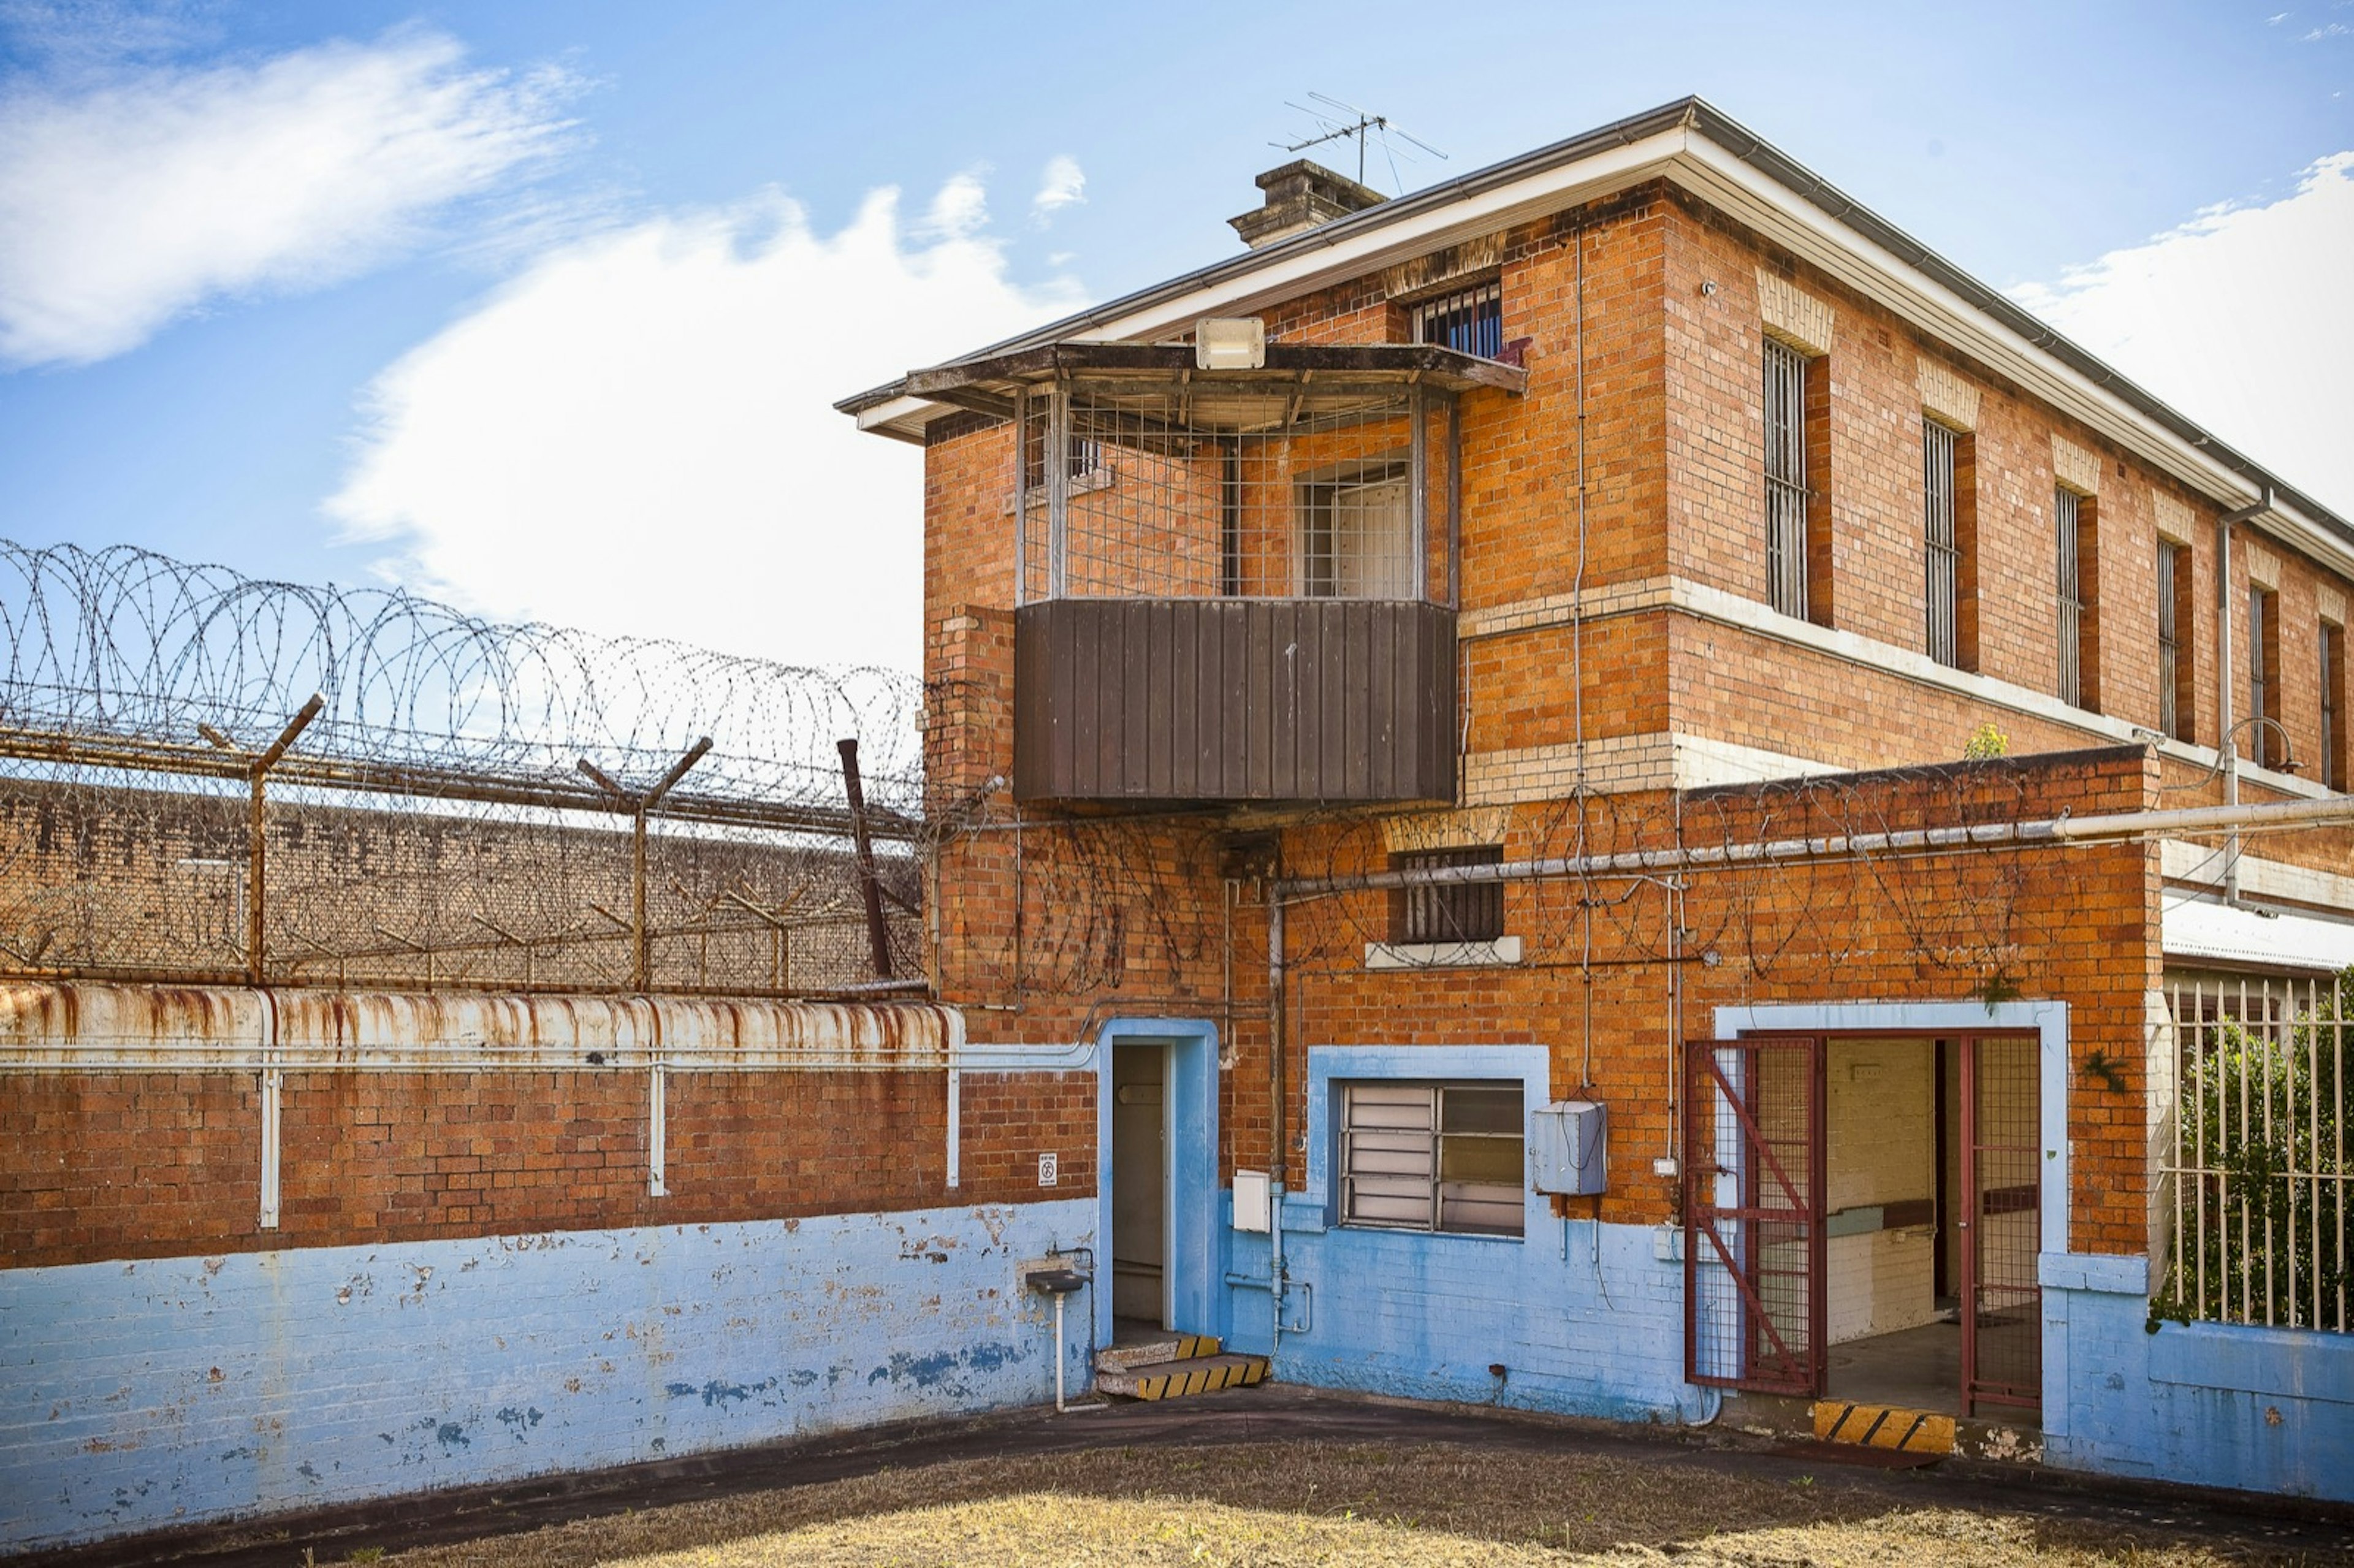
[1274,93,1447,192]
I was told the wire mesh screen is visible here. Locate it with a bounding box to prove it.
[2163,973,2349,1334]
[1686,1035,1821,1395]
[1964,1033,2042,1413]
[1016,382,1453,604]
[0,541,924,997]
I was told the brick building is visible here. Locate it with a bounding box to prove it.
[840,99,2354,1493]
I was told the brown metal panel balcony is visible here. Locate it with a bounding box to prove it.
[1013,596,1456,804]
[908,338,1523,805]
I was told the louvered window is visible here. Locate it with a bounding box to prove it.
[2055,489,2085,706]
[1340,1081,1525,1237]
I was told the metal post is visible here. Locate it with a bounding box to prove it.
[580,737,710,993]
[240,694,324,986]
[838,738,895,980]
[1047,379,1070,599]
[1013,388,1029,606]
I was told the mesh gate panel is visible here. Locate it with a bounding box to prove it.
[1964,1034,2042,1414]
[1686,1036,1822,1395]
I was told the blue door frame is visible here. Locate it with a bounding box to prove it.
[1095,1019,1221,1348]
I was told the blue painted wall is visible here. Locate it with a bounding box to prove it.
[0,1199,1096,1551]
[1219,1044,1710,1423]
[2041,1252,2354,1500]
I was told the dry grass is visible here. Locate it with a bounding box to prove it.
[370,1442,2346,1568]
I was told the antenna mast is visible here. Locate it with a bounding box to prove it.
[1276,93,1447,191]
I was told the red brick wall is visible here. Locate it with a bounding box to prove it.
[2,1066,1095,1269]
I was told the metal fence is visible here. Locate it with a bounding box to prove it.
[2162,971,2350,1333]
[0,541,926,998]
[1013,380,1457,606]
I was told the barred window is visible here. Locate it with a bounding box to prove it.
[1391,846,1503,945]
[1764,339,1810,620]
[1341,1081,1525,1237]
[1411,280,1503,360]
[2323,621,2345,791]
[2250,585,2281,769]
[1924,419,1962,668]
[2055,488,2086,707]
[2159,541,2193,742]
[1021,416,1098,492]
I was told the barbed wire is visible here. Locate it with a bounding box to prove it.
[0,539,924,815]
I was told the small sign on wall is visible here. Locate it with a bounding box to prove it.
[1038,1152,1059,1187]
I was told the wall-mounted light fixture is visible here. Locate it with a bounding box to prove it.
[1195,316,1267,370]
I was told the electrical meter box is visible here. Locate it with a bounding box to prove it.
[1529,1100,1607,1195]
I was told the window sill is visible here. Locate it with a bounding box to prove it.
[1335,1222,1525,1244]
[1364,936,1522,970]
[1000,468,1113,515]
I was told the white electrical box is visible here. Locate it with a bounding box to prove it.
[1232,1169,1271,1233]
[1529,1100,1607,1195]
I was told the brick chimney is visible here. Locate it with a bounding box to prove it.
[1228,159,1387,249]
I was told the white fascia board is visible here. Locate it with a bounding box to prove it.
[869,127,1693,441]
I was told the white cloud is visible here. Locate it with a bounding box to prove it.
[326,180,1083,674]
[2011,152,2354,517]
[1031,154,1084,222]
[0,29,579,367]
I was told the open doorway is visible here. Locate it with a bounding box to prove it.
[1822,1034,2041,1420]
[1685,1030,2041,1420]
[1110,1041,1170,1331]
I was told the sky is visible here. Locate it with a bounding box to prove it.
[0,1,2349,676]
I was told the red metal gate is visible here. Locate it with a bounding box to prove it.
[1961,1033,2042,1414]
[1684,1036,1824,1395]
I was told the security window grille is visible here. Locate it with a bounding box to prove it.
[2054,489,2085,706]
[1764,340,1810,619]
[2325,622,2346,791]
[1021,417,1098,492]
[2250,585,2281,768]
[1392,846,1504,944]
[1924,420,1960,668]
[1412,281,1504,361]
[2158,542,2192,742]
[1340,1081,1525,1237]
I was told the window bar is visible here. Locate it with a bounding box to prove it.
[1924,421,1958,667]
[1013,389,1029,607]
[1446,394,1463,608]
[1764,340,1808,620]
[2158,545,2181,740]
[1409,386,1429,602]
[1046,379,1069,600]
[2055,489,2082,706]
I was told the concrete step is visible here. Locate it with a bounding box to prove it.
[1095,1332,1222,1372]
[1094,1351,1269,1401]
[1811,1398,1956,1455]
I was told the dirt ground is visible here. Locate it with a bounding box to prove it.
[43,1390,2354,1568]
[358,1439,2353,1567]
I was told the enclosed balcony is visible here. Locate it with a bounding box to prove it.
[905,337,1525,805]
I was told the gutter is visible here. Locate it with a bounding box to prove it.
[837,98,2352,563]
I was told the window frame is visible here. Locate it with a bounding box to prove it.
[1338,1079,1526,1239]
[2249,583,2281,769]
[2158,540,2195,744]
[2054,485,2098,710]
[1390,845,1504,945]
[2323,620,2346,792]
[1763,338,1811,621]
[1922,417,1968,669]
[1410,280,1504,362]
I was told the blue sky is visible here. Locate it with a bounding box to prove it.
[1,1,2348,671]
